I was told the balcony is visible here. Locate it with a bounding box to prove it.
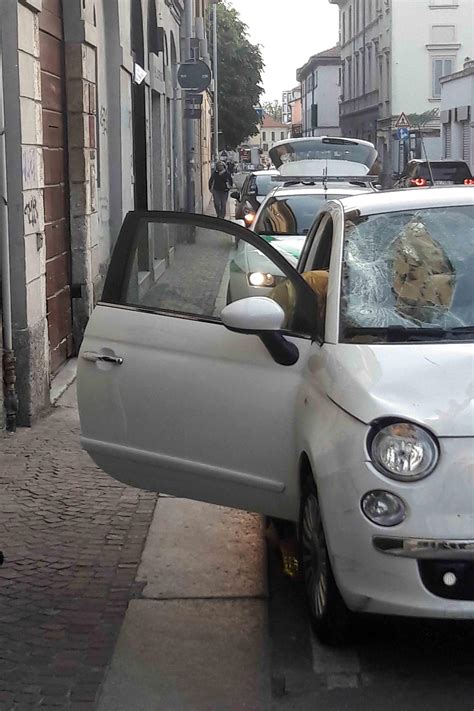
[340,90,379,116]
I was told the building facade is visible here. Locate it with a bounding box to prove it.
[330,0,474,176]
[296,46,341,137]
[247,113,289,159]
[282,89,292,125]
[440,58,473,170]
[288,86,303,137]
[0,0,213,427]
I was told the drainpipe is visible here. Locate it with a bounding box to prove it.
[184,0,195,213]
[0,30,18,432]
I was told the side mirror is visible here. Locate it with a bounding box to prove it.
[221,297,299,366]
[221,297,285,332]
[230,191,240,200]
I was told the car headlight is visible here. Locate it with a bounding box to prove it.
[361,490,406,526]
[248,272,277,287]
[370,422,439,481]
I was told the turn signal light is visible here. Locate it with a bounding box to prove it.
[464,179,474,185]
[244,212,256,225]
[410,178,427,187]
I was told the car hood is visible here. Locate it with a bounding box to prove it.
[321,343,474,437]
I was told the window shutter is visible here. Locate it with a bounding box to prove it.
[462,122,471,163]
[311,104,318,128]
[444,124,452,158]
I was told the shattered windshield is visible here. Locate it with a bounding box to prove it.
[341,205,474,343]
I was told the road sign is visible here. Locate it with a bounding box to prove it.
[184,92,203,119]
[397,127,409,142]
[177,61,211,93]
[395,112,411,128]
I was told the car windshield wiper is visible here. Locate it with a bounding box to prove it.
[344,325,474,342]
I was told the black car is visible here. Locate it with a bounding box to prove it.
[231,170,279,224]
[394,159,474,188]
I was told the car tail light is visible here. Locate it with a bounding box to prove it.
[410,178,427,187]
[464,178,474,185]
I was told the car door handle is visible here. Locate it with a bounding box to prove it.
[82,351,124,365]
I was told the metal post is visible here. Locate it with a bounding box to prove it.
[184,0,195,213]
[212,2,219,161]
[0,31,18,431]
[417,123,435,185]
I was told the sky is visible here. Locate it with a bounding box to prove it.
[227,0,339,102]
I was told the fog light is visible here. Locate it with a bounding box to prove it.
[443,572,457,587]
[361,490,406,527]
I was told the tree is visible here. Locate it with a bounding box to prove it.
[262,100,283,123]
[209,2,264,150]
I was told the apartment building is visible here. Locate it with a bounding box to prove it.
[329,0,474,175]
[296,46,341,137]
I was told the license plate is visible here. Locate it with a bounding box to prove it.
[434,180,454,185]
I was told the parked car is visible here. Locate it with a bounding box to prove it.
[228,182,373,302]
[77,178,473,645]
[394,159,474,188]
[231,170,279,224]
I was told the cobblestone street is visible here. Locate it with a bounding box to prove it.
[0,386,158,710]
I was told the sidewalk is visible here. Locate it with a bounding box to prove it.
[96,499,270,711]
[0,386,157,709]
[0,383,271,709]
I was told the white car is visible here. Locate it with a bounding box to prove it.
[78,186,474,644]
[228,182,373,302]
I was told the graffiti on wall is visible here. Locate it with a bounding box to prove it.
[24,196,39,226]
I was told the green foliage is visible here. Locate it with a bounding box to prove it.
[262,100,283,122]
[209,2,264,150]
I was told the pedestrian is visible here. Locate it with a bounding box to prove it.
[209,161,233,219]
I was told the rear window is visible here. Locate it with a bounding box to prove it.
[255,194,343,236]
[419,162,472,183]
[272,138,378,170]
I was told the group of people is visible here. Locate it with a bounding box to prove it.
[208,160,235,219]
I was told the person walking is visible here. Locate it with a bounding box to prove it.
[209,161,233,219]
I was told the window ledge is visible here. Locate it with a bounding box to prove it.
[426,43,461,50]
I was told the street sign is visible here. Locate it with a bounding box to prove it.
[397,127,409,142]
[395,112,411,128]
[184,92,203,120]
[177,61,211,93]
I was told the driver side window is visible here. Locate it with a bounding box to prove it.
[301,214,334,331]
[103,214,318,339]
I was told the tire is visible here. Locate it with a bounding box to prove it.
[299,474,353,645]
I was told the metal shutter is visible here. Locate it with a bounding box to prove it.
[462,122,471,163]
[444,124,452,158]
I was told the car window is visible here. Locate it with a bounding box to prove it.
[272,138,378,171]
[255,174,277,196]
[419,162,472,183]
[340,205,474,342]
[254,194,344,236]
[102,214,318,338]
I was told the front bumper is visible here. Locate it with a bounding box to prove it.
[319,434,474,618]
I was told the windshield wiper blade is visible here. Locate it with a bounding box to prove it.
[344,325,474,342]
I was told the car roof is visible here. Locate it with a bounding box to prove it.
[333,186,474,214]
[249,169,279,176]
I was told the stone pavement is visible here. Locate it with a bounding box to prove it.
[0,385,158,709]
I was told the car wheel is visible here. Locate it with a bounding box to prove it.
[299,475,352,645]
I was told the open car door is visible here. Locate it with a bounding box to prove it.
[77,212,319,521]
